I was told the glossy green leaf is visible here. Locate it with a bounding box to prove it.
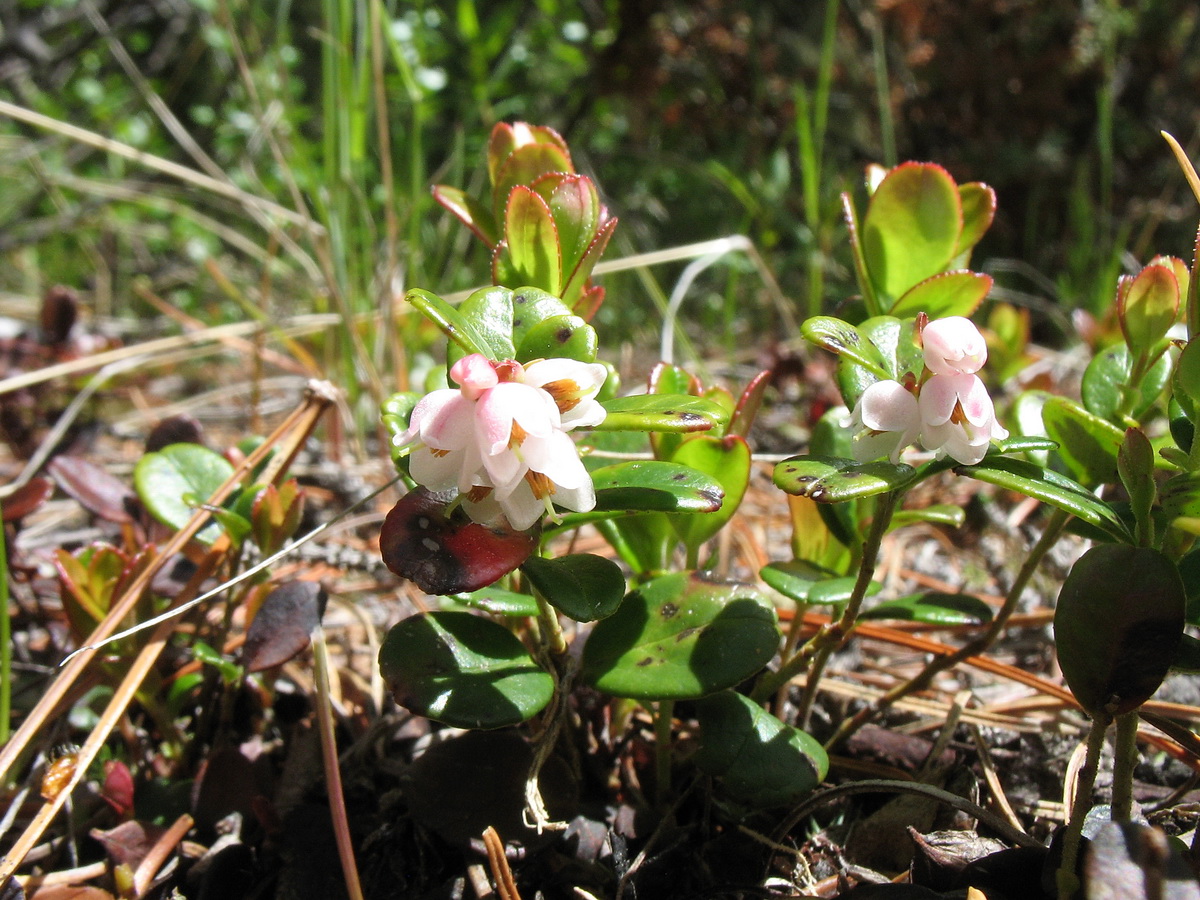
[1082,342,1171,422]
[593,515,674,577]
[669,434,751,551]
[539,173,600,276]
[694,691,828,807]
[759,560,838,604]
[452,586,539,617]
[1172,339,1200,423]
[890,504,966,529]
[1054,545,1185,716]
[889,270,992,319]
[407,287,509,361]
[1118,428,1156,544]
[955,182,996,258]
[134,443,234,544]
[514,313,597,364]
[596,394,726,433]
[993,435,1059,455]
[861,591,994,626]
[379,611,554,729]
[521,553,626,622]
[801,316,889,378]
[580,572,780,700]
[1042,395,1123,486]
[431,183,498,246]
[1119,263,1179,357]
[1159,471,1200,522]
[862,163,962,304]
[773,455,914,503]
[958,456,1130,542]
[589,461,724,513]
[494,186,562,293]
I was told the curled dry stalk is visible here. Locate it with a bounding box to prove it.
[0,381,338,883]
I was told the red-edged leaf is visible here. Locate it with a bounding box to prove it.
[561,216,617,308]
[432,184,499,247]
[492,143,574,222]
[3,477,52,521]
[955,182,997,258]
[728,370,771,439]
[242,581,327,672]
[379,487,539,595]
[49,456,136,523]
[100,760,135,818]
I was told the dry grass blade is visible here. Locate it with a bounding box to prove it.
[0,383,337,881]
[483,827,522,900]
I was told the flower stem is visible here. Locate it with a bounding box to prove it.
[1112,709,1140,822]
[533,590,569,658]
[825,505,1069,750]
[753,491,899,716]
[1059,711,1112,899]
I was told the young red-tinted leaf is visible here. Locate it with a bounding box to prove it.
[49,456,136,523]
[251,481,305,556]
[521,553,626,622]
[491,143,574,222]
[486,122,571,186]
[801,316,889,379]
[1042,395,1123,486]
[538,173,601,275]
[379,487,539,595]
[496,186,562,293]
[242,581,327,672]
[2,476,52,521]
[773,455,914,503]
[889,270,992,320]
[669,434,750,551]
[727,369,771,440]
[100,760,135,818]
[379,611,553,728]
[694,690,828,807]
[1119,263,1179,357]
[560,216,617,310]
[862,163,962,305]
[1054,545,1185,716]
[590,460,724,513]
[580,571,779,700]
[144,415,204,453]
[431,183,499,246]
[960,456,1131,542]
[861,591,994,626]
[954,182,997,259]
[135,443,235,543]
[596,394,726,433]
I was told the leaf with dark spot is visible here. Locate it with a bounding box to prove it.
[243,581,328,672]
[379,487,539,595]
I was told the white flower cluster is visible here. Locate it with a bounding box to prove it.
[393,353,607,530]
[847,316,1007,466]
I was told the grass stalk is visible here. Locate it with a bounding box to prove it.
[311,625,365,900]
[868,9,897,169]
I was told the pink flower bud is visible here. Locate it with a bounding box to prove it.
[922,316,988,376]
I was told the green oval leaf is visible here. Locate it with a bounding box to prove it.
[134,443,234,544]
[1119,263,1179,357]
[494,186,562,293]
[889,270,992,319]
[1054,545,1185,716]
[694,691,828,807]
[1042,395,1124,486]
[451,586,540,617]
[801,316,889,378]
[955,182,996,258]
[379,611,554,729]
[861,591,994,626]
[515,313,597,364]
[890,504,966,529]
[580,572,780,700]
[862,163,962,304]
[773,455,915,503]
[1082,342,1172,422]
[759,560,838,604]
[407,287,511,361]
[595,394,727,433]
[521,553,626,622]
[590,460,724,513]
[669,434,751,551]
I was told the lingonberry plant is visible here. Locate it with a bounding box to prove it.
[376,122,1200,892]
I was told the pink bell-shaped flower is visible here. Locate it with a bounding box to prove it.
[918,373,1008,465]
[846,379,922,464]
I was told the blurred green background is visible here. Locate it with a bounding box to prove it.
[1,0,1198,366]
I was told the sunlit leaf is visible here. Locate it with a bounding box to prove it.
[134,443,234,544]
